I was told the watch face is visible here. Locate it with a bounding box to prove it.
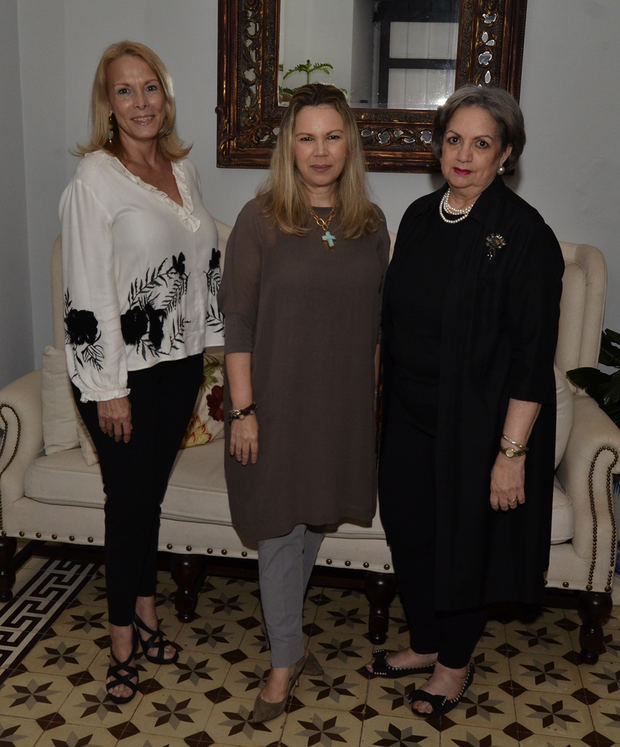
[506,447,516,458]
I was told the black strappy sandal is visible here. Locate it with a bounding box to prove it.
[408,665,473,717]
[134,613,179,664]
[106,647,139,704]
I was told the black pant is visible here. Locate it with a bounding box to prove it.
[73,354,203,626]
[378,397,486,668]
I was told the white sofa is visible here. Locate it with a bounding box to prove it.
[0,224,618,661]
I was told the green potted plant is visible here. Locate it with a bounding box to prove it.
[279,59,344,101]
[567,328,620,427]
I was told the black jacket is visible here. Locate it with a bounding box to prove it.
[384,177,564,609]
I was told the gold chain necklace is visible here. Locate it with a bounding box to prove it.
[310,207,336,249]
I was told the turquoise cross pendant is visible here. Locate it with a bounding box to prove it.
[321,230,336,248]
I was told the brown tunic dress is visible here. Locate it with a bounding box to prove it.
[218,197,390,542]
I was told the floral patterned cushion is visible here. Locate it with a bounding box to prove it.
[180,352,225,448]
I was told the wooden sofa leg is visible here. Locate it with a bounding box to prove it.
[170,554,207,623]
[578,590,612,664]
[365,571,397,645]
[0,536,17,601]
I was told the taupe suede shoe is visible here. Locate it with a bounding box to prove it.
[251,656,306,724]
[303,650,323,676]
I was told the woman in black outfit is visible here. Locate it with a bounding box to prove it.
[367,86,564,717]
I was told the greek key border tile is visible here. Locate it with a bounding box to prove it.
[0,558,96,677]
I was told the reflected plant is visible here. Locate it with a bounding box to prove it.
[279,59,346,99]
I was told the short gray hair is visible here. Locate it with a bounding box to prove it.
[432,85,525,170]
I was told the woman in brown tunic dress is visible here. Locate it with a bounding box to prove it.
[218,84,390,724]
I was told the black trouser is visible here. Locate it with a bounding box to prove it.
[378,397,486,668]
[73,354,202,626]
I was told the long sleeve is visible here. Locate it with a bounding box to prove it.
[375,216,391,346]
[218,200,265,354]
[60,175,130,402]
[506,221,564,404]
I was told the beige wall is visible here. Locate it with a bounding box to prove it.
[3,0,619,386]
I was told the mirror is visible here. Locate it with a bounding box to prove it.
[217,0,527,172]
[279,0,460,110]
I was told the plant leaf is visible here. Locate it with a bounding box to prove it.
[601,369,620,405]
[567,366,620,427]
[599,329,620,367]
[566,367,610,402]
[603,327,620,345]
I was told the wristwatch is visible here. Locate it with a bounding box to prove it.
[500,446,527,458]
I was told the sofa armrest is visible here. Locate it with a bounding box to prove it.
[0,370,43,512]
[556,392,620,591]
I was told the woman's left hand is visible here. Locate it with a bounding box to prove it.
[490,453,525,511]
[97,396,132,443]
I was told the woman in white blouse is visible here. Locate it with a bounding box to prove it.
[60,40,223,705]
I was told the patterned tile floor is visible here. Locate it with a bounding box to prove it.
[0,558,618,746]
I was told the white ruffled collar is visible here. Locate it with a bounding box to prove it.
[105,152,200,232]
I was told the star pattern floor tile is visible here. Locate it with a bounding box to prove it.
[0,559,618,745]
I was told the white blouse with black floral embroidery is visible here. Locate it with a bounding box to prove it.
[60,149,223,402]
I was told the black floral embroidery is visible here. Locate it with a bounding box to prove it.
[205,248,224,334]
[127,255,188,313]
[64,291,104,371]
[122,254,189,359]
[120,307,148,344]
[209,249,220,271]
[145,303,167,348]
[66,308,98,345]
[120,304,168,349]
[172,252,186,275]
[169,316,187,351]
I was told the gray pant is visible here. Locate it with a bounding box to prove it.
[257,524,324,667]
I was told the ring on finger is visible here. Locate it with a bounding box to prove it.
[508,497,518,506]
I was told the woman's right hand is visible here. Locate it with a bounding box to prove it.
[230,416,259,465]
[97,397,132,443]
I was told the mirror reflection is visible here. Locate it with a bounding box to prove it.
[279,0,460,109]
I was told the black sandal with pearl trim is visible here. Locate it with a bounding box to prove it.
[368,649,436,678]
[408,665,473,716]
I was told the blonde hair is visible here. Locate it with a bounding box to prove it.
[260,84,381,239]
[75,40,190,161]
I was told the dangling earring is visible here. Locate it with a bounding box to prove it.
[497,164,505,175]
[107,114,114,144]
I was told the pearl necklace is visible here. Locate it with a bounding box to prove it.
[439,189,475,224]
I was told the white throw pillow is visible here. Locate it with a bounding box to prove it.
[41,345,99,465]
[41,346,79,454]
[76,415,99,466]
[554,364,573,469]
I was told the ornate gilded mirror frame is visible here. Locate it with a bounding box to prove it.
[217,0,528,172]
